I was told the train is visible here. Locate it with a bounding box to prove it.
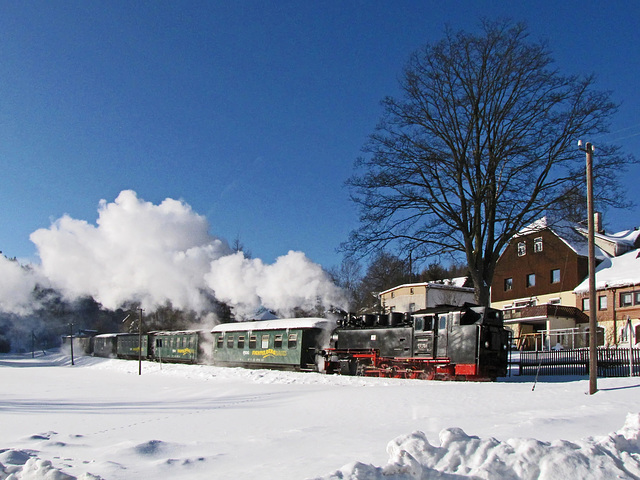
[62,304,510,381]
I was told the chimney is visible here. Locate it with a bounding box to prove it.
[594,212,603,234]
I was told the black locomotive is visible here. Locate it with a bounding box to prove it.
[326,305,509,380]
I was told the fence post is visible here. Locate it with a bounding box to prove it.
[628,317,634,377]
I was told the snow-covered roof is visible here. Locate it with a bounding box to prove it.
[598,228,640,245]
[379,279,473,297]
[514,217,549,237]
[149,330,205,335]
[574,248,640,294]
[574,226,640,257]
[211,317,335,333]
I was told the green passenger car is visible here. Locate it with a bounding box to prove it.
[116,333,149,360]
[151,330,207,364]
[211,318,334,371]
[93,333,118,358]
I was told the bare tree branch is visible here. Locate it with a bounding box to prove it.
[343,20,636,305]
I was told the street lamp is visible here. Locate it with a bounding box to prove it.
[578,140,597,395]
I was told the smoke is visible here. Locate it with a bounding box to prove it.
[2,190,347,320]
[205,250,346,319]
[0,256,43,315]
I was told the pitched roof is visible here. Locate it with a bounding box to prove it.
[379,278,473,296]
[574,248,640,294]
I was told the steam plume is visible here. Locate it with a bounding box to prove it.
[13,190,346,319]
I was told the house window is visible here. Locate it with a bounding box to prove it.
[582,298,590,311]
[410,288,414,295]
[526,273,536,288]
[551,269,561,284]
[635,292,640,305]
[534,237,543,253]
[515,300,534,308]
[598,295,608,310]
[517,242,526,257]
[504,278,513,291]
[620,292,633,307]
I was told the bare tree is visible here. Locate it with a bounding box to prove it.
[345,20,635,305]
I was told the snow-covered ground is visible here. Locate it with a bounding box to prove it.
[1,352,639,479]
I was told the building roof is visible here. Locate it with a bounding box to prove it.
[379,278,473,296]
[574,248,640,294]
[574,226,640,257]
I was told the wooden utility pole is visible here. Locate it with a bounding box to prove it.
[579,140,597,395]
[69,323,75,366]
[138,308,144,376]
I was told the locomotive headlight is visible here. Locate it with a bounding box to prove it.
[484,341,490,349]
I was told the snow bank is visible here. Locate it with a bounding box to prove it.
[316,413,640,480]
[0,454,102,480]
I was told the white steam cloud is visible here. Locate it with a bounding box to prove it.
[3,190,346,319]
[205,251,346,319]
[0,256,43,316]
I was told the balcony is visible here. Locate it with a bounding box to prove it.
[502,304,588,324]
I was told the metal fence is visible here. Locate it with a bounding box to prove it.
[518,347,640,377]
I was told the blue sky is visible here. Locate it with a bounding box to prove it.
[1,1,639,270]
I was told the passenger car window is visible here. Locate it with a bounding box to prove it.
[261,334,270,349]
[274,334,283,348]
[288,333,298,348]
[249,335,257,348]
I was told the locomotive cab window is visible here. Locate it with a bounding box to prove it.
[424,316,434,330]
[439,316,447,331]
[414,317,424,331]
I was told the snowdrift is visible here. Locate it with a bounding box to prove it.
[3,415,640,479]
[316,413,640,480]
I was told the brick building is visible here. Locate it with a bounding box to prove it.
[574,247,640,345]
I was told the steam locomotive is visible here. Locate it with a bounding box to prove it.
[70,304,509,381]
[327,305,510,380]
